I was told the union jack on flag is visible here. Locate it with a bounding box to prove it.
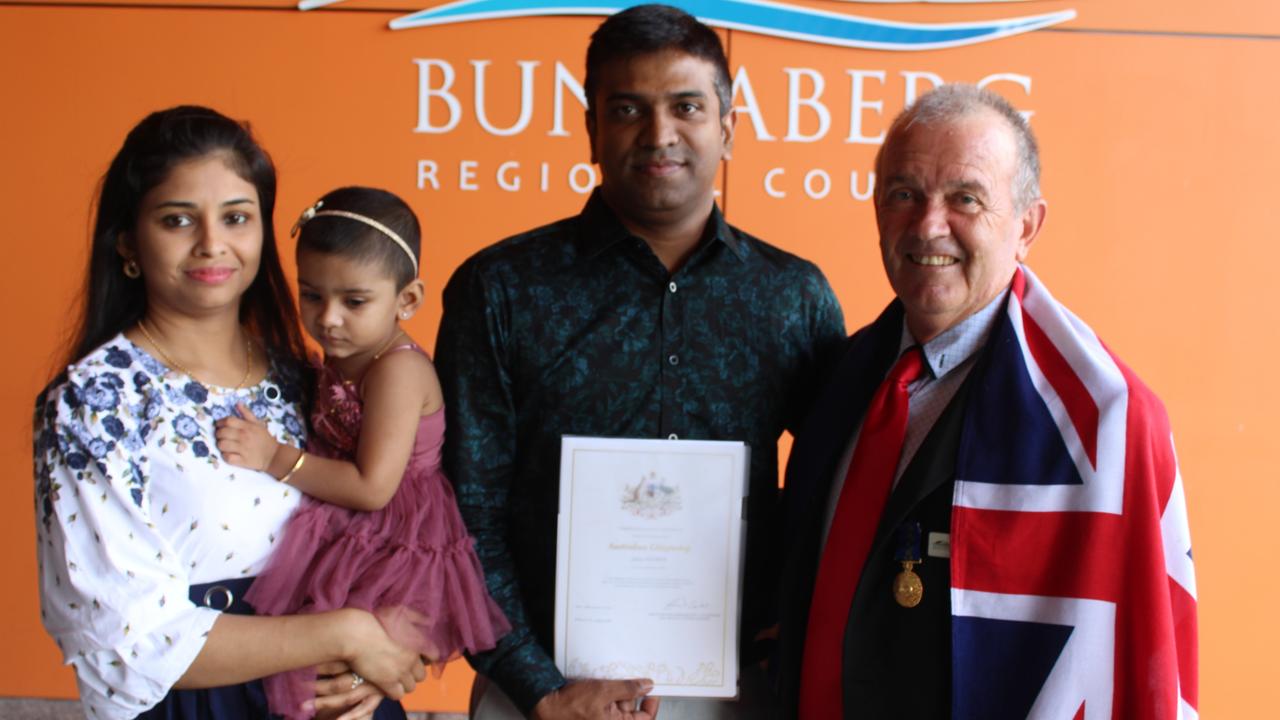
[948,266,1198,719]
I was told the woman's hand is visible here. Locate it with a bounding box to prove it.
[374,606,442,663]
[336,608,426,700]
[177,610,422,699]
[215,403,286,474]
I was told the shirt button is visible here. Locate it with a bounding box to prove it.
[668,281,678,293]
[668,354,679,366]
[667,433,679,440]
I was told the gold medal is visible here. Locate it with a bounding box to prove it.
[893,560,924,608]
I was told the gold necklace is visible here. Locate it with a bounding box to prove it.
[373,330,407,361]
[138,320,253,389]
[331,330,407,394]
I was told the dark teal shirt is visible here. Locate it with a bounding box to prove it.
[436,191,846,713]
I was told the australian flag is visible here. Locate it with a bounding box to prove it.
[948,266,1198,719]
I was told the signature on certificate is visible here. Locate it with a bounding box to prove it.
[664,596,712,611]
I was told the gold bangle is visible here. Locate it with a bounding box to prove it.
[278,450,306,484]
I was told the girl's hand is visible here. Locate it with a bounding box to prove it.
[338,609,426,700]
[215,403,284,473]
[311,662,388,720]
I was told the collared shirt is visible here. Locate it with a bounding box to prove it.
[436,190,846,713]
[821,289,1007,544]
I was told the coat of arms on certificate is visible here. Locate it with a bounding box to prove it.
[621,471,682,519]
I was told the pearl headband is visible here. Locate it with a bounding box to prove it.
[291,200,418,275]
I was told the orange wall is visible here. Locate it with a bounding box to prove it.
[2,1,1275,714]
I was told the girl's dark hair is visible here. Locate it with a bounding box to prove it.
[65,105,306,368]
[293,187,421,289]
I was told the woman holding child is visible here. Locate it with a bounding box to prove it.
[31,106,475,720]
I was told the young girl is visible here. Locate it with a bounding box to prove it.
[215,186,509,719]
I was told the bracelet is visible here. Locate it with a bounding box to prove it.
[278,450,306,484]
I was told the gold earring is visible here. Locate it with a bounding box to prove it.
[122,259,141,279]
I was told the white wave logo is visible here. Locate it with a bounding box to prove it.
[299,0,1076,51]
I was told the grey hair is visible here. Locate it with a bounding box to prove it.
[874,83,1041,209]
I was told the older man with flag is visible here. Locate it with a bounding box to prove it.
[774,84,1198,719]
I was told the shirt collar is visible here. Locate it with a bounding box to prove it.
[898,286,1009,381]
[576,188,747,261]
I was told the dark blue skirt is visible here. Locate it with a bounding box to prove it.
[135,578,406,720]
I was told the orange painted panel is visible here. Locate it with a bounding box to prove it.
[1,2,1276,716]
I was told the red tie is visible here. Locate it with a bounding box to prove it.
[799,347,925,719]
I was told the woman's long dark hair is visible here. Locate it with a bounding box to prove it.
[65,105,306,369]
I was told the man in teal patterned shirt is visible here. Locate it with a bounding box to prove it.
[436,6,845,719]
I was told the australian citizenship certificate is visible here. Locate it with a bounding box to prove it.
[554,436,749,698]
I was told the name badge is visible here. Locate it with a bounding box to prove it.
[927,532,951,558]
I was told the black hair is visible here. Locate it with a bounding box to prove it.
[584,4,733,117]
[293,186,421,290]
[65,105,306,368]
[291,185,419,289]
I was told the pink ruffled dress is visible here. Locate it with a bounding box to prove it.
[244,345,510,719]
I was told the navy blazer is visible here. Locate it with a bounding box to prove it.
[775,300,974,718]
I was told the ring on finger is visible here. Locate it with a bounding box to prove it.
[351,671,365,690]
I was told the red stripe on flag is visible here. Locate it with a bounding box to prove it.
[1110,362,1184,720]
[1110,347,1196,714]
[951,506,1123,601]
[1021,306,1101,469]
[1105,344,1179,510]
[1169,576,1199,710]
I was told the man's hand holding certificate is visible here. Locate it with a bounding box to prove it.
[555,437,749,699]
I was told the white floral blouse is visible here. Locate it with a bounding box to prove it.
[33,334,307,719]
